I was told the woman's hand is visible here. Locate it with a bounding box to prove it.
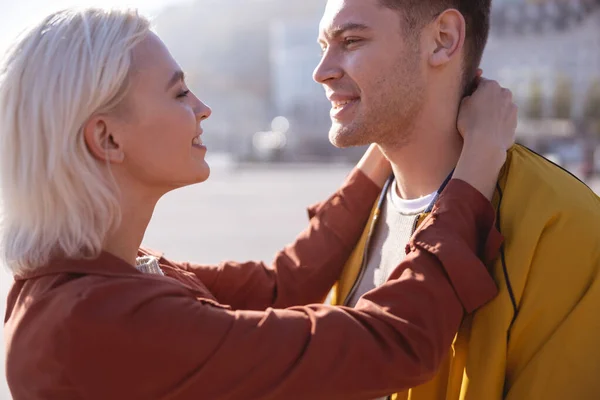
[454,77,518,200]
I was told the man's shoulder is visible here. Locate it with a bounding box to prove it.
[499,145,600,274]
[498,146,600,313]
[503,144,600,219]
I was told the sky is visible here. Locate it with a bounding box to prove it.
[0,0,192,54]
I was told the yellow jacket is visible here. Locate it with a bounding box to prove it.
[331,145,600,400]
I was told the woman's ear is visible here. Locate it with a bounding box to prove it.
[83,115,125,163]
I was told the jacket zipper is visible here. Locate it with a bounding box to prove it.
[342,209,380,306]
[342,175,393,306]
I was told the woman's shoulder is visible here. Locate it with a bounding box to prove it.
[6,255,199,338]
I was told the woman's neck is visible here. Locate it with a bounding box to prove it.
[103,188,159,266]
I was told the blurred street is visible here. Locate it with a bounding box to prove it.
[142,160,352,264]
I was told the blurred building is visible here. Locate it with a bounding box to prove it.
[154,0,600,162]
[269,18,363,161]
[483,0,600,118]
[155,0,329,160]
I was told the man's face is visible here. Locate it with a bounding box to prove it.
[314,0,426,148]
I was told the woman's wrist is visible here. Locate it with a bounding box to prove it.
[453,142,506,200]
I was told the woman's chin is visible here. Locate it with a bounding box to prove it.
[166,162,211,191]
[194,162,211,183]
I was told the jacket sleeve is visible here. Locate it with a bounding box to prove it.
[160,168,381,310]
[65,179,500,400]
[502,208,600,399]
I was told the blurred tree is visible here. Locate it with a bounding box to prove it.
[526,77,544,119]
[553,2,571,31]
[584,78,600,137]
[552,74,573,119]
[491,6,508,36]
[584,78,600,120]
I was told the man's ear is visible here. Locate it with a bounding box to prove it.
[427,9,466,68]
[83,115,125,163]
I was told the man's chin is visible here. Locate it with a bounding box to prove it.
[328,125,368,149]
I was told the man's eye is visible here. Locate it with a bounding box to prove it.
[343,38,361,46]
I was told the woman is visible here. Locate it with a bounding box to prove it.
[1,8,516,400]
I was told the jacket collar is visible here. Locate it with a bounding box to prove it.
[14,248,164,281]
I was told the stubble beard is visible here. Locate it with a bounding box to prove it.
[328,52,425,150]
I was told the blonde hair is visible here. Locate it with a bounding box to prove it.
[0,8,151,273]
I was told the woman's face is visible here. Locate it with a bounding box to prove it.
[109,32,212,193]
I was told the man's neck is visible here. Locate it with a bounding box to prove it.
[381,127,463,200]
[380,79,464,200]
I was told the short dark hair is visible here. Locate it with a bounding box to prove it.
[379,0,491,93]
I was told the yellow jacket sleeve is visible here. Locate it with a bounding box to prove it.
[504,201,600,399]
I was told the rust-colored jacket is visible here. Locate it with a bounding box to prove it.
[4,169,500,400]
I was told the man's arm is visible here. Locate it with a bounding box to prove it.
[502,209,600,399]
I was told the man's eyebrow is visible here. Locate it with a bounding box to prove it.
[166,70,185,90]
[319,22,371,41]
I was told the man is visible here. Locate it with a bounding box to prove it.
[314,0,600,399]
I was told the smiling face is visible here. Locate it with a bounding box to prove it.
[314,0,426,148]
[108,32,212,193]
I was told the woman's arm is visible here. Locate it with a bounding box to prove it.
[160,146,391,310]
[66,177,500,400]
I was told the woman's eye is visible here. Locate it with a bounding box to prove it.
[177,90,190,98]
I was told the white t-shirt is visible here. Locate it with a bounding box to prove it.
[389,179,437,215]
[346,181,437,307]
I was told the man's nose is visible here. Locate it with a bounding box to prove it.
[313,51,343,84]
